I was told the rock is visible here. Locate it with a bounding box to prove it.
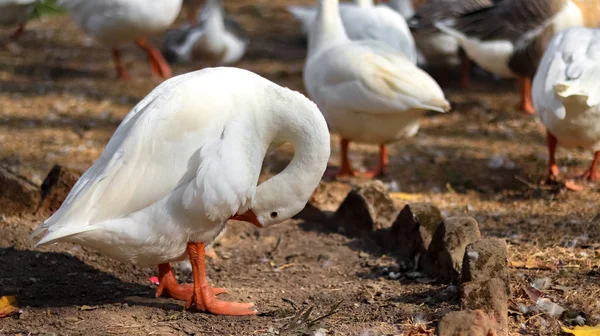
[438,310,497,336]
[37,165,81,216]
[420,217,481,283]
[461,239,510,295]
[382,202,443,261]
[293,201,329,223]
[0,166,41,216]
[334,180,398,236]
[461,279,508,336]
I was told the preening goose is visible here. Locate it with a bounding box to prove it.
[304,0,449,178]
[32,67,331,315]
[289,0,417,63]
[435,0,600,114]
[0,0,37,44]
[58,0,183,79]
[162,0,248,65]
[533,27,600,190]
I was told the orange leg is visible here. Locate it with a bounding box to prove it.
[112,49,130,80]
[360,144,389,178]
[185,242,257,315]
[577,151,600,181]
[336,138,358,178]
[544,131,582,191]
[520,77,535,115]
[2,23,25,45]
[460,52,471,89]
[545,131,559,184]
[136,38,172,79]
[155,263,227,301]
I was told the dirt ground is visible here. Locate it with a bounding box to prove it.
[1,1,600,335]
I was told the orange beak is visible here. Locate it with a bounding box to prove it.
[229,210,262,228]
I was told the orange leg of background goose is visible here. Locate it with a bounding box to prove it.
[360,144,389,179]
[185,242,257,315]
[545,132,582,191]
[460,53,471,89]
[155,263,227,301]
[520,77,535,114]
[136,38,172,79]
[544,132,559,184]
[2,24,25,45]
[577,151,600,181]
[112,49,130,80]
[337,138,358,178]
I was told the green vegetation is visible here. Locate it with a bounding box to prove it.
[31,0,66,19]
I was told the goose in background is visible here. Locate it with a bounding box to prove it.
[162,0,248,65]
[32,67,331,315]
[408,0,498,86]
[58,0,182,79]
[0,0,37,44]
[387,0,415,19]
[304,0,449,178]
[289,0,418,63]
[533,27,600,190]
[435,0,600,114]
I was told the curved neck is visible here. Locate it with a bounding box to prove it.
[308,0,349,57]
[389,0,415,18]
[354,0,374,7]
[256,86,330,208]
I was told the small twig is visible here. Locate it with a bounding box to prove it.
[514,175,553,190]
[282,298,299,310]
[276,263,295,271]
[266,237,282,259]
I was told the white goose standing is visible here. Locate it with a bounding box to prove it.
[32,67,331,315]
[289,0,417,63]
[304,0,450,178]
[533,27,600,190]
[162,0,248,65]
[58,0,183,79]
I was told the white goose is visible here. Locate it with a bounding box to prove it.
[304,0,450,178]
[58,0,183,79]
[0,0,37,44]
[289,0,418,63]
[162,0,248,65]
[32,67,331,315]
[533,27,600,190]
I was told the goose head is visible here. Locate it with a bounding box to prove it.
[231,87,331,229]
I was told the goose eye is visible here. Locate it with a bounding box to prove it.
[270,212,278,219]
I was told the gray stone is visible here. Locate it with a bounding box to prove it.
[383,202,443,261]
[461,279,508,336]
[461,239,510,295]
[421,217,481,283]
[334,180,398,236]
[438,310,497,336]
[0,166,40,216]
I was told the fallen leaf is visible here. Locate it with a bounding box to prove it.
[0,296,20,318]
[524,286,544,302]
[509,259,554,270]
[562,325,600,336]
[389,192,422,201]
[80,305,99,311]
